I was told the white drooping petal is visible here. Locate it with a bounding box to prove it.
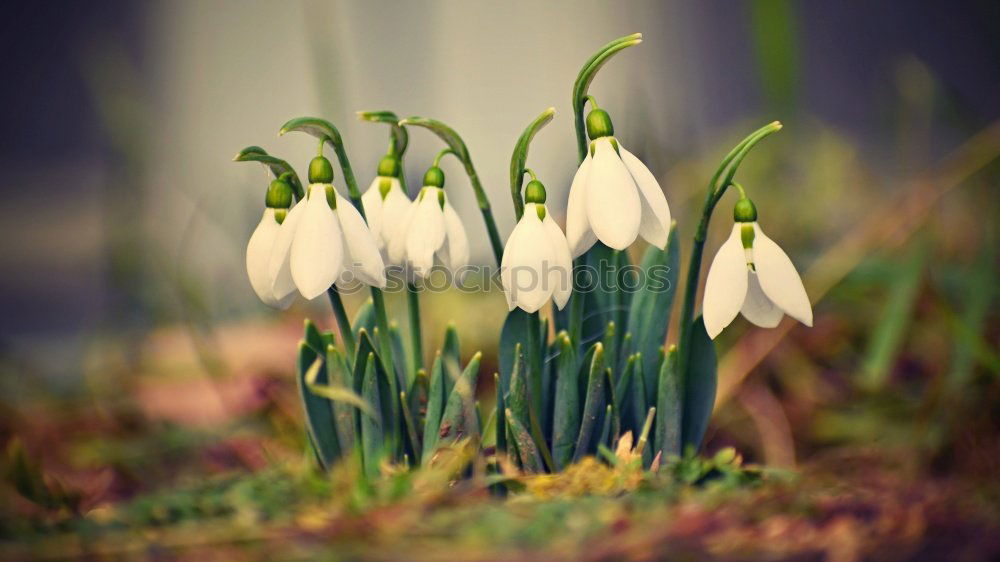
[740,272,783,328]
[585,137,641,250]
[441,201,469,271]
[703,224,749,339]
[406,187,446,277]
[388,201,417,265]
[751,223,813,327]
[566,154,596,258]
[381,182,411,252]
[542,210,573,309]
[290,185,344,300]
[501,204,553,313]
[268,201,305,303]
[361,178,385,248]
[620,145,671,249]
[335,192,386,288]
[246,209,292,309]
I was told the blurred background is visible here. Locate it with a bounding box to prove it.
[0,0,997,523]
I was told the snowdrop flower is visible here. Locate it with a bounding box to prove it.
[267,156,386,302]
[703,197,812,339]
[566,104,672,258]
[246,174,296,309]
[501,179,573,313]
[361,154,412,256]
[390,166,469,278]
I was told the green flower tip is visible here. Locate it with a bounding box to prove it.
[585,108,615,140]
[733,197,758,223]
[309,156,334,184]
[265,177,293,209]
[524,179,547,204]
[423,166,445,188]
[377,155,401,178]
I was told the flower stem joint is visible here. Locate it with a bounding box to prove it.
[524,179,547,219]
[377,154,401,178]
[733,197,757,223]
[585,108,614,140]
[309,155,334,184]
[265,174,294,223]
[423,166,445,188]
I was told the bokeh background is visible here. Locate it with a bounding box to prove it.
[1,0,997,533]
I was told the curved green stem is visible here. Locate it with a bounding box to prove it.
[675,121,782,383]
[572,33,642,162]
[433,148,457,167]
[326,286,355,360]
[566,35,641,346]
[399,116,504,266]
[279,117,396,391]
[232,146,305,201]
[509,107,556,221]
[406,282,423,373]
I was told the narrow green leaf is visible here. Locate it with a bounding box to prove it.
[437,352,483,442]
[506,409,543,473]
[597,404,614,452]
[627,224,679,396]
[573,342,606,462]
[388,321,413,391]
[494,373,507,455]
[499,308,530,394]
[351,298,376,343]
[656,345,682,457]
[551,332,580,470]
[506,342,555,471]
[860,241,927,391]
[421,353,446,463]
[399,391,421,464]
[442,322,461,399]
[324,345,357,450]
[360,353,384,479]
[581,243,619,347]
[601,321,617,382]
[614,354,638,437]
[681,317,717,451]
[296,343,339,469]
[303,319,325,355]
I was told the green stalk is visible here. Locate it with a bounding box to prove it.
[406,283,423,374]
[398,116,504,266]
[675,122,782,388]
[567,34,642,346]
[326,286,355,358]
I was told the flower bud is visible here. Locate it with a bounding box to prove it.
[585,108,614,140]
[524,179,546,204]
[423,166,445,188]
[309,156,334,184]
[377,155,401,178]
[733,197,758,223]
[265,178,293,210]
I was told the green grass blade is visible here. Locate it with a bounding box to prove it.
[421,353,446,463]
[656,345,681,458]
[296,343,339,470]
[360,353,384,479]
[437,352,483,442]
[681,318,717,451]
[627,224,679,397]
[573,342,606,462]
[551,332,580,470]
